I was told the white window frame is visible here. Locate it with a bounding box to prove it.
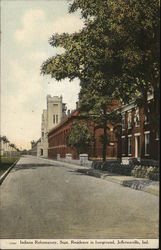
[134,133,141,159]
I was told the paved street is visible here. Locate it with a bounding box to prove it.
[0,156,159,239]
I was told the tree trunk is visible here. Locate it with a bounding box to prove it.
[102,106,107,162]
[93,126,97,157]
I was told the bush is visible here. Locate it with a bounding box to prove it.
[140,159,158,167]
[92,159,159,180]
[132,165,159,180]
[91,161,102,170]
[102,162,134,176]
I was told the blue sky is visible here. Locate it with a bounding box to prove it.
[1,0,84,149]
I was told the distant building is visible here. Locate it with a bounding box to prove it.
[38,95,67,157]
[0,136,19,157]
[30,139,41,156]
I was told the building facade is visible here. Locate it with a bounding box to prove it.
[30,139,41,156]
[121,96,159,161]
[48,100,121,160]
[38,95,67,157]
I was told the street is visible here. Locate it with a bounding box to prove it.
[0,156,159,239]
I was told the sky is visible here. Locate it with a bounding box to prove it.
[0,0,84,150]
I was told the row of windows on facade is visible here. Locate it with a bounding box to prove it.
[122,132,150,157]
[122,108,150,129]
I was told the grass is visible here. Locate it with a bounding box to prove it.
[0,156,20,177]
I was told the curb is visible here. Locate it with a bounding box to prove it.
[37,157,90,170]
[34,157,159,197]
[0,159,20,185]
[77,169,159,196]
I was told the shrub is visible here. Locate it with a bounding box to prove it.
[91,161,102,170]
[147,166,159,181]
[102,162,134,176]
[140,159,158,167]
[101,160,120,171]
[92,159,159,180]
[132,165,159,180]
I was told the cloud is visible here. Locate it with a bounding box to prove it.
[14,9,84,47]
[2,7,83,149]
[8,60,43,99]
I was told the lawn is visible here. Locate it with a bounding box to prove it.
[0,156,20,177]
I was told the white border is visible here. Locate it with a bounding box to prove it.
[0,239,159,249]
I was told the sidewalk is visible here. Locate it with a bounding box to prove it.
[76,168,159,196]
[37,156,90,170]
[38,157,159,197]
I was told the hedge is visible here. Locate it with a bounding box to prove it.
[132,165,159,181]
[92,159,159,180]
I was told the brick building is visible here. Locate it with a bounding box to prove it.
[121,95,159,161]
[48,100,121,160]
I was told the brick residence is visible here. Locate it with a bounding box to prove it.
[121,96,159,161]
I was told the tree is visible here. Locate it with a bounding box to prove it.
[41,0,160,158]
[79,86,121,161]
[67,121,93,154]
[68,0,160,128]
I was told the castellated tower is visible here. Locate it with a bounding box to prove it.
[39,95,66,158]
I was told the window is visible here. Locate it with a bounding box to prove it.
[53,115,55,124]
[145,132,150,155]
[128,136,132,155]
[128,111,132,129]
[42,132,44,138]
[144,107,150,124]
[156,131,159,141]
[56,115,58,124]
[135,108,140,127]
[122,113,125,130]
[121,136,126,155]
[135,135,140,158]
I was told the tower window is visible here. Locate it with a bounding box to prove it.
[56,115,58,124]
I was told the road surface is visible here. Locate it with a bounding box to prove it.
[0,156,159,239]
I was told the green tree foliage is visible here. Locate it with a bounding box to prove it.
[41,0,160,157]
[68,0,160,126]
[79,87,121,161]
[67,121,93,154]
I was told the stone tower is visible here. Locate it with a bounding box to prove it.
[39,95,66,157]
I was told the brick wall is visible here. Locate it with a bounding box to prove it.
[48,111,120,160]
